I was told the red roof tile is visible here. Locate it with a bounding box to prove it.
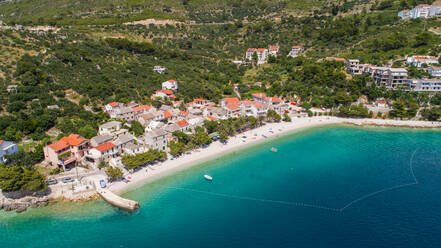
[207,116,216,121]
[95,142,115,153]
[164,111,172,118]
[48,134,87,152]
[108,102,119,107]
[223,97,240,104]
[176,120,189,128]
[292,46,303,49]
[265,97,281,102]
[226,103,240,110]
[252,93,267,98]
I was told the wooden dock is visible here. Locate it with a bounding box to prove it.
[98,189,139,211]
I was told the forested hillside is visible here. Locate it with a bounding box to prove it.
[0,0,439,143]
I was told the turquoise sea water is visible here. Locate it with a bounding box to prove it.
[2,125,441,247]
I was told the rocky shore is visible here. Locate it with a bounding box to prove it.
[0,196,50,213]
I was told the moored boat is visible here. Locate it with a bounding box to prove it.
[204,175,213,181]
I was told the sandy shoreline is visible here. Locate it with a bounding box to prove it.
[108,116,441,196]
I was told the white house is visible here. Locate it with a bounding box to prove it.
[176,120,190,132]
[398,9,410,19]
[288,46,304,57]
[162,80,178,90]
[268,45,279,56]
[429,2,441,16]
[428,66,441,77]
[0,140,18,162]
[151,89,176,100]
[84,142,118,168]
[406,56,438,67]
[408,79,441,92]
[410,4,431,18]
[245,48,268,64]
[153,66,167,74]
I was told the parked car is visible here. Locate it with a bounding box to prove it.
[122,178,130,183]
[62,177,74,183]
[99,179,107,188]
[45,179,58,185]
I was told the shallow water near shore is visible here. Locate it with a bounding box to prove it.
[2,125,441,247]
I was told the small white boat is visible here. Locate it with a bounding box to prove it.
[204,175,213,181]
[271,147,278,152]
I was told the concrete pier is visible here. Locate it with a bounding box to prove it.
[98,189,139,211]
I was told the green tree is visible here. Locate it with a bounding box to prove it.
[105,166,123,181]
[129,121,145,136]
[78,125,97,139]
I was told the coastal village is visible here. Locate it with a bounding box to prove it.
[0,39,441,211]
[0,2,440,212]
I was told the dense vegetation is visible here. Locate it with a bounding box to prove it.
[121,149,167,169]
[0,0,439,192]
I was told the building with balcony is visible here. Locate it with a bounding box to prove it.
[44,134,90,170]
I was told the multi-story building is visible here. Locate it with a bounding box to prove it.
[374,68,408,88]
[151,89,176,100]
[408,79,441,92]
[221,97,240,108]
[406,56,438,67]
[346,59,362,75]
[428,66,441,77]
[252,93,267,102]
[99,121,123,136]
[268,45,279,57]
[113,134,136,151]
[410,4,431,18]
[288,46,304,57]
[90,134,113,147]
[429,2,441,16]
[162,80,178,90]
[145,128,168,151]
[113,107,136,122]
[245,48,269,64]
[44,134,90,170]
[84,142,118,168]
[0,140,18,162]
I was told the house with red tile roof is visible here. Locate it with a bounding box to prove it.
[44,134,90,170]
[288,46,304,57]
[163,111,172,119]
[240,100,267,117]
[269,45,279,56]
[245,48,269,64]
[132,105,153,114]
[151,89,176,100]
[206,115,216,121]
[221,97,240,107]
[105,102,123,117]
[176,119,190,131]
[252,93,267,102]
[406,56,438,67]
[225,103,242,118]
[84,142,118,168]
